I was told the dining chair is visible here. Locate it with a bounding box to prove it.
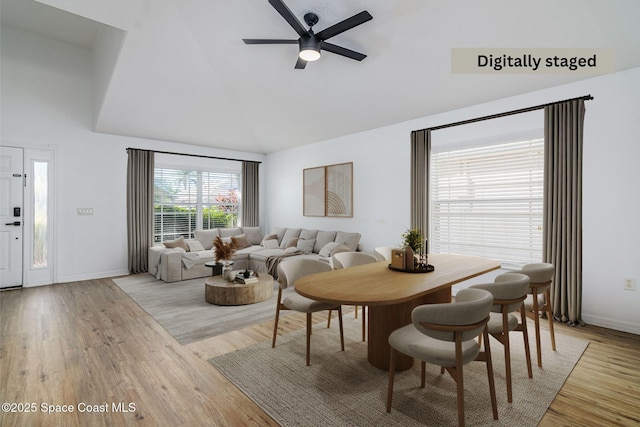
[515,263,556,367]
[470,272,533,402]
[386,288,498,427]
[272,258,344,366]
[373,246,395,262]
[330,252,378,341]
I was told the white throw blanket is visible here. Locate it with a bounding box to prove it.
[181,251,211,270]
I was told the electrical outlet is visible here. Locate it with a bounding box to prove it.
[77,208,94,216]
[623,277,636,291]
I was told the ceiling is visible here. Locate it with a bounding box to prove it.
[2,0,640,154]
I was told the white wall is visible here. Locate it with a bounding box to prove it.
[0,26,265,284]
[265,68,640,335]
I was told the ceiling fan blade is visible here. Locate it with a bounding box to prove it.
[243,39,298,44]
[315,11,372,40]
[321,42,367,61]
[294,57,307,69]
[268,0,308,38]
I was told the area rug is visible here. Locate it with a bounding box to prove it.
[113,274,283,345]
[209,316,588,426]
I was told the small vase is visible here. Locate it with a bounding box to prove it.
[221,261,234,281]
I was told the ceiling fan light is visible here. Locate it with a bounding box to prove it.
[299,48,321,62]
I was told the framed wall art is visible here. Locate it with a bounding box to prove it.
[303,162,353,218]
[303,166,326,216]
[326,162,353,217]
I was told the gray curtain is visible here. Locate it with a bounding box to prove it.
[544,100,585,326]
[241,161,260,227]
[410,129,431,238]
[126,149,154,274]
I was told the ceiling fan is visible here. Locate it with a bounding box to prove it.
[243,0,373,69]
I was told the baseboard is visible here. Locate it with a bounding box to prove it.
[582,313,639,335]
[52,269,130,285]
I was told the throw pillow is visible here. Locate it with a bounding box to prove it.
[261,233,278,246]
[263,239,279,249]
[297,239,315,253]
[319,241,341,258]
[231,234,252,249]
[330,243,351,257]
[284,237,299,249]
[186,240,205,252]
[163,236,189,251]
[284,247,298,254]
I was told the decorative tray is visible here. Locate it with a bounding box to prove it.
[388,264,435,273]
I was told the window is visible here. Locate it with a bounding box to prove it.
[430,137,543,269]
[154,167,240,243]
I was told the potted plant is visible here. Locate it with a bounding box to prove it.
[401,229,424,254]
[213,236,238,280]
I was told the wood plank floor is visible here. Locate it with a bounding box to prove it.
[1,277,639,426]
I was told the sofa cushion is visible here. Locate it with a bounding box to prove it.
[195,229,220,250]
[297,238,315,253]
[274,227,287,245]
[299,229,319,240]
[164,236,189,251]
[219,227,243,238]
[280,228,302,248]
[314,231,337,253]
[335,231,362,251]
[186,239,205,252]
[241,227,264,245]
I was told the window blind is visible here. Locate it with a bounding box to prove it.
[431,138,543,269]
[153,168,239,242]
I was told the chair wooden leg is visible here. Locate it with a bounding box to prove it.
[421,361,426,388]
[501,311,513,403]
[520,306,533,378]
[338,306,345,351]
[306,312,312,366]
[482,328,499,421]
[532,289,543,367]
[545,288,556,351]
[454,336,465,427]
[354,305,358,319]
[326,309,332,328]
[386,349,397,413]
[272,289,282,348]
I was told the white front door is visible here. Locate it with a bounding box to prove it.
[0,146,24,288]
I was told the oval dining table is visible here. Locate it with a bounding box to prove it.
[295,253,500,371]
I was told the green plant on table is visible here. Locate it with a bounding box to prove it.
[401,229,424,254]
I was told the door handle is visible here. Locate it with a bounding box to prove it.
[5,221,21,226]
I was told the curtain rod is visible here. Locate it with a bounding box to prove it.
[425,94,593,132]
[126,148,262,164]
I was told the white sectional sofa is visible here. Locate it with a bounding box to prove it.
[148,226,361,283]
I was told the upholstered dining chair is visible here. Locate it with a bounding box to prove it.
[386,288,498,427]
[330,252,378,341]
[470,273,533,402]
[272,258,344,366]
[373,246,395,262]
[515,263,556,367]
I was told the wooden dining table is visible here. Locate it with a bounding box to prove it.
[295,253,500,371]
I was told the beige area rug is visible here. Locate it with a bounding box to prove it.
[209,316,588,426]
[113,273,284,345]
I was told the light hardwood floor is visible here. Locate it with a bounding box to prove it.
[1,278,638,426]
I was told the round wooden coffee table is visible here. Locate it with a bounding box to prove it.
[205,273,274,306]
